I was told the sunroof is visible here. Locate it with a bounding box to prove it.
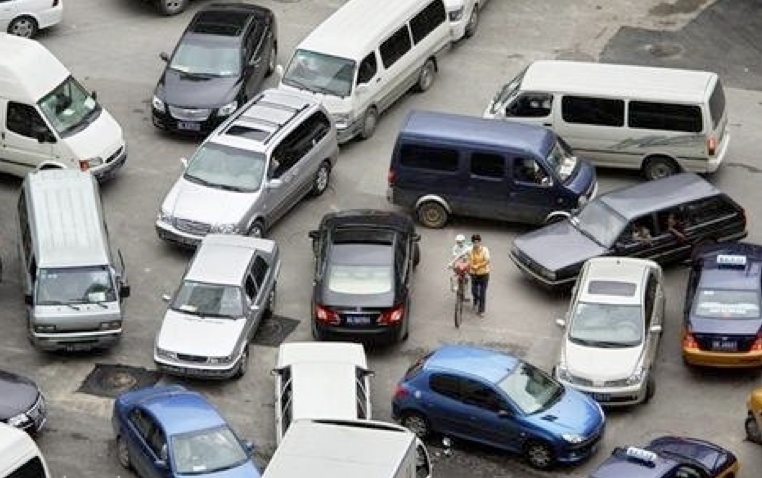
[190,10,249,36]
[225,125,270,142]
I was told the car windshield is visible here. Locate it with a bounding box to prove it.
[38,76,100,137]
[573,200,628,248]
[327,244,393,295]
[692,288,761,319]
[184,143,265,192]
[569,302,644,347]
[497,362,563,415]
[489,68,526,114]
[171,281,243,318]
[282,49,355,98]
[546,138,578,182]
[170,42,241,77]
[171,426,249,475]
[36,266,116,305]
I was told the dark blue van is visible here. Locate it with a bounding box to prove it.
[386,110,597,228]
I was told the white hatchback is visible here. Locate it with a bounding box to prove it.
[272,342,373,444]
[0,0,63,38]
[554,257,665,407]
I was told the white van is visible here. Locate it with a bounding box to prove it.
[278,0,451,143]
[484,60,730,180]
[18,169,130,352]
[0,422,51,478]
[0,33,126,180]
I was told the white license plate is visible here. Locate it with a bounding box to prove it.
[177,121,201,131]
[346,316,371,325]
[590,393,610,402]
[65,343,93,352]
[712,340,736,351]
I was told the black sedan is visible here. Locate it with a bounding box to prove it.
[151,3,277,135]
[0,370,46,434]
[309,210,420,344]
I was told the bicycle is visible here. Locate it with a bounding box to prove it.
[449,259,470,328]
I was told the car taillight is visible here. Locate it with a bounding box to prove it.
[379,303,404,325]
[393,384,409,400]
[387,169,396,186]
[315,304,340,325]
[751,333,762,351]
[682,329,698,349]
[707,135,717,155]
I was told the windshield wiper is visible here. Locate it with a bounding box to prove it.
[214,183,246,192]
[591,340,629,348]
[184,174,214,187]
[42,300,80,311]
[283,76,312,92]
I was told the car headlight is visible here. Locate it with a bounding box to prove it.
[332,113,350,129]
[562,433,585,444]
[217,100,238,116]
[211,223,240,234]
[158,208,172,223]
[577,194,589,208]
[33,324,56,333]
[100,320,121,330]
[555,364,572,382]
[538,265,557,281]
[155,347,177,360]
[208,355,234,364]
[449,7,465,21]
[79,157,103,170]
[626,367,645,385]
[152,95,165,111]
[8,413,30,428]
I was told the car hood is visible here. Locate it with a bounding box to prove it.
[163,178,258,225]
[527,386,603,436]
[64,108,124,159]
[156,69,240,108]
[689,316,762,335]
[156,309,245,357]
[0,370,39,419]
[563,340,642,381]
[514,220,607,272]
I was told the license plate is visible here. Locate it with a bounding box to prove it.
[590,393,610,402]
[177,121,201,131]
[64,343,93,352]
[712,340,737,351]
[346,315,371,325]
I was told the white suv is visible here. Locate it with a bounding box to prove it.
[554,257,665,406]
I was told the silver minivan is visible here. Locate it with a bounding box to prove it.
[17,169,130,352]
[156,88,339,247]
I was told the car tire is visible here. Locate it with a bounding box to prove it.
[266,42,277,77]
[234,346,249,379]
[643,156,679,181]
[311,162,331,196]
[414,59,436,93]
[360,107,379,140]
[416,201,448,229]
[311,321,327,341]
[400,411,431,439]
[8,16,38,38]
[464,5,479,38]
[116,435,132,470]
[644,374,656,403]
[746,415,762,443]
[247,220,265,238]
[157,0,188,15]
[524,440,556,470]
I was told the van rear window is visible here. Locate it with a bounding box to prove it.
[399,144,459,171]
[628,101,702,133]
[708,80,726,129]
[410,0,446,43]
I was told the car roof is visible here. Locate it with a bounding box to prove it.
[580,258,654,305]
[695,242,762,291]
[185,234,275,286]
[425,345,518,384]
[277,342,367,368]
[289,362,361,421]
[591,446,679,478]
[597,173,722,220]
[141,389,226,435]
[320,209,414,234]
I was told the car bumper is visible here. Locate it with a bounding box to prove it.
[556,433,604,464]
[508,252,575,289]
[152,108,226,136]
[91,144,128,181]
[154,358,239,380]
[155,221,203,248]
[314,321,405,344]
[37,5,64,30]
[558,380,647,407]
[30,331,121,352]
[335,117,364,144]
[683,348,762,368]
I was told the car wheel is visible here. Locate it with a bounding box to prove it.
[643,156,679,181]
[416,201,448,228]
[746,415,762,443]
[247,221,265,238]
[464,6,479,38]
[116,435,132,470]
[360,107,379,140]
[415,59,436,92]
[524,440,555,470]
[311,321,327,341]
[157,0,188,15]
[234,347,249,379]
[8,16,38,38]
[266,43,277,77]
[644,374,656,403]
[311,162,331,196]
[401,411,431,439]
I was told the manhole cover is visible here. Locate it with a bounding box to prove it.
[252,315,300,347]
[78,364,160,398]
[645,42,683,58]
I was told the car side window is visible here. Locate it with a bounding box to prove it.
[429,373,460,400]
[244,275,257,302]
[644,273,657,326]
[512,157,550,186]
[147,425,167,460]
[356,367,369,419]
[251,256,269,289]
[271,114,328,177]
[506,93,553,118]
[685,196,739,225]
[461,378,505,412]
[470,153,505,179]
[7,102,50,139]
[128,408,153,440]
[357,53,378,85]
[280,366,293,432]
[379,25,412,68]
[672,465,703,478]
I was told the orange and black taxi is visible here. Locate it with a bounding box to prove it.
[682,242,762,367]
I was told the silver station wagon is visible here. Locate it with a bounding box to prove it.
[154,234,281,379]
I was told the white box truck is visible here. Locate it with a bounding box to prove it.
[263,419,432,478]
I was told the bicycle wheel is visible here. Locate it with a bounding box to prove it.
[454,277,464,328]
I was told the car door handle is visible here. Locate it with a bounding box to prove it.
[543,123,552,127]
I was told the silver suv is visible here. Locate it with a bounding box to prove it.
[156,88,339,247]
[154,234,281,379]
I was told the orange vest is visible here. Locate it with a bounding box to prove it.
[469,246,491,275]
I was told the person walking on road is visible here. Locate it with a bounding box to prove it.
[467,234,490,317]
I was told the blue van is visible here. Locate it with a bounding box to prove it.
[386,111,597,228]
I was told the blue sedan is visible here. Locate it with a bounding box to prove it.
[112,385,260,478]
[391,345,605,469]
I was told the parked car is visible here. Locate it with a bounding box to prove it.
[745,386,762,444]
[0,0,63,38]
[112,385,260,478]
[308,209,420,344]
[271,342,373,444]
[589,436,739,478]
[510,173,747,289]
[154,234,280,379]
[554,257,664,407]
[0,370,46,434]
[156,88,339,246]
[392,345,605,469]
[683,242,762,367]
[152,3,277,135]
[445,0,490,40]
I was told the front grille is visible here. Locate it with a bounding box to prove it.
[569,374,593,387]
[174,218,211,235]
[106,146,124,164]
[604,378,629,387]
[177,353,209,363]
[695,334,756,352]
[27,394,45,420]
[168,106,211,121]
[606,394,639,403]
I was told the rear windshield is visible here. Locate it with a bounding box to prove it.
[708,79,726,130]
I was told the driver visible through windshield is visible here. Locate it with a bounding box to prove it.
[171,281,243,318]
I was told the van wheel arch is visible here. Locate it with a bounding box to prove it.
[642,155,680,181]
[415,199,450,228]
[359,107,379,140]
[414,59,437,93]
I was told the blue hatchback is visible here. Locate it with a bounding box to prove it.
[112,385,260,478]
[391,345,605,469]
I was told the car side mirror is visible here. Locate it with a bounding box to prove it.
[364,369,375,377]
[275,64,284,80]
[162,294,171,302]
[268,178,283,189]
[650,324,662,334]
[180,157,188,169]
[154,459,167,469]
[555,317,566,328]
[159,52,169,62]
[250,304,260,312]
[120,284,131,299]
[270,368,282,376]
[243,440,255,454]
[308,230,319,240]
[24,294,33,306]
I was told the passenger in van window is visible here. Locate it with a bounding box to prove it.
[665,212,687,242]
[631,222,653,245]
